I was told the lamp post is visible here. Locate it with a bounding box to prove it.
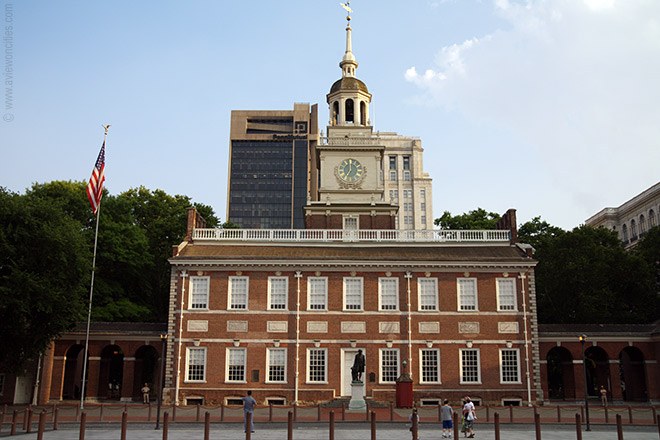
[155,333,168,430]
[579,334,591,431]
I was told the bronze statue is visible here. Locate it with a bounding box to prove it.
[351,349,365,382]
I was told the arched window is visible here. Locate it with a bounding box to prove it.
[630,219,637,240]
[360,101,366,125]
[649,209,656,227]
[332,101,339,126]
[622,224,629,242]
[345,99,354,123]
[639,215,646,234]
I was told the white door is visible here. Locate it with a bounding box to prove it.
[13,373,33,404]
[341,348,366,397]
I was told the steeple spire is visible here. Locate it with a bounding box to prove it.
[340,2,358,78]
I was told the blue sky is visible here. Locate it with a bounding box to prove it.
[1,0,658,230]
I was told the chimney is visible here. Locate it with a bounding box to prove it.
[496,208,518,243]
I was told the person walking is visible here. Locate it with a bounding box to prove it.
[242,390,257,433]
[441,399,453,438]
[462,396,476,438]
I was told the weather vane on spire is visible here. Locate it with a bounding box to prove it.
[340,1,352,21]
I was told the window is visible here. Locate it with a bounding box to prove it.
[343,216,358,230]
[630,219,638,239]
[403,171,411,181]
[267,348,287,383]
[189,276,210,310]
[420,202,426,211]
[622,224,629,242]
[402,156,410,170]
[650,209,656,227]
[389,156,397,170]
[227,348,246,382]
[404,202,412,212]
[419,189,426,200]
[496,278,517,311]
[403,189,412,199]
[460,349,481,383]
[389,190,398,204]
[268,277,288,310]
[421,215,427,225]
[458,278,478,311]
[308,277,328,310]
[418,278,438,311]
[228,276,249,310]
[343,277,363,311]
[380,349,399,383]
[639,215,646,234]
[404,215,413,226]
[307,348,327,382]
[390,170,397,181]
[420,349,440,383]
[500,349,521,383]
[379,278,399,311]
[186,347,207,382]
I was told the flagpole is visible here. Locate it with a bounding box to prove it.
[80,125,109,410]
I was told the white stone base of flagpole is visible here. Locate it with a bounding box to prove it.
[348,381,366,410]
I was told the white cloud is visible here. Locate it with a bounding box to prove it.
[406,0,660,226]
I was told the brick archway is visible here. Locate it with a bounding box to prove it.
[546,346,575,400]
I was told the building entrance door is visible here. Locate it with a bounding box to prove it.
[341,348,366,397]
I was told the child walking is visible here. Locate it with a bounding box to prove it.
[441,399,453,438]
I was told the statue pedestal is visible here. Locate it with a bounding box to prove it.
[348,381,366,410]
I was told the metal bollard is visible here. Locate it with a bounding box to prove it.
[628,405,633,424]
[37,410,46,440]
[148,402,152,422]
[318,403,322,421]
[120,411,127,440]
[557,405,561,423]
[390,401,394,422]
[246,412,252,440]
[293,403,297,422]
[341,402,345,421]
[371,411,376,440]
[534,412,541,440]
[616,414,623,440]
[509,405,514,423]
[10,410,17,436]
[172,404,176,422]
[605,405,609,423]
[486,404,490,422]
[329,410,335,440]
[53,407,59,430]
[494,412,500,440]
[79,411,86,440]
[221,403,225,422]
[288,411,293,440]
[26,407,34,433]
[575,413,582,440]
[438,404,442,422]
[453,411,459,439]
[365,400,369,421]
[99,404,104,422]
[270,403,273,422]
[204,412,210,440]
[196,404,201,422]
[411,409,419,440]
[162,412,169,440]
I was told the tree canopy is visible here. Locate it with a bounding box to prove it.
[434,208,501,230]
[0,182,219,372]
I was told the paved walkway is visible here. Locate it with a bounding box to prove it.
[2,422,659,440]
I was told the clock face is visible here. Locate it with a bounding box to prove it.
[338,158,364,182]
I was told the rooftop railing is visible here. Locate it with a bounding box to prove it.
[191,228,511,243]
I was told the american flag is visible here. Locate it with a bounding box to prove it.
[86,140,106,214]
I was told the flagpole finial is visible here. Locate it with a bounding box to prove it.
[102,124,111,135]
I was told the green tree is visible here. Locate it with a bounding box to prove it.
[434,208,501,230]
[518,216,566,249]
[534,225,656,324]
[0,187,90,371]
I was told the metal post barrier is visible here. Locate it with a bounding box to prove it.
[269,403,273,422]
[557,405,561,423]
[486,404,490,422]
[329,410,334,440]
[494,412,500,440]
[318,403,322,422]
[293,403,297,422]
[172,404,176,422]
[76,404,80,420]
[656,414,660,438]
[204,412,210,440]
[79,411,86,440]
[246,412,252,440]
[604,405,609,424]
[37,410,46,440]
[365,401,369,421]
[575,413,582,440]
[534,412,541,440]
[10,410,17,436]
[196,404,201,422]
[616,414,623,440]
[287,411,293,440]
[628,406,633,424]
[341,402,345,421]
[438,404,442,422]
[220,403,224,422]
[390,401,394,422]
[99,404,104,422]
[23,406,30,431]
[53,407,58,430]
[453,411,459,439]
[148,402,152,422]
[162,412,169,440]
[651,406,656,423]
[411,409,419,440]
[26,407,34,433]
[580,405,584,422]
[509,405,514,423]
[370,411,376,440]
[120,411,127,440]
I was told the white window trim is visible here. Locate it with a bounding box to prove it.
[228,276,249,311]
[343,215,359,230]
[457,277,479,312]
[343,277,364,311]
[496,278,518,312]
[225,347,247,383]
[266,347,287,384]
[499,348,522,384]
[379,348,400,384]
[417,278,438,311]
[378,277,399,311]
[267,276,289,311]
[307,277,328,311]
[419,348,441,384]
[188,276,210,310]
[306,348,328,384]
[185,347,207,383]
[459,348,482,384]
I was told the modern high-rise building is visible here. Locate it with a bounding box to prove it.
[227,103,318,229]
